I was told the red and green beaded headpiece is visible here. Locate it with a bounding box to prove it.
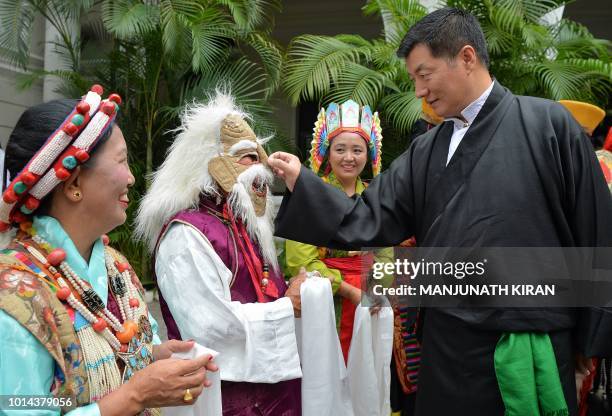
[0,85,122,231]
[309,99,383,177]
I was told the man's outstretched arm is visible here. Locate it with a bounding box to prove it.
[269,151,416,250]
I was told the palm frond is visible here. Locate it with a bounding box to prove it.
[521,23,550,50]
[482,21,515,55]
[51,0,95,21]
[243,32,283,96]
[82,14,113,42]
[326,62,386,108]
[216,0,280,32]
[283,35,365,105]
[488,1,524,35]
[182,58,270,115]
[379,91,422,134]
[533,60,586,100]
[0,0,37,68]
[160,0,202,56]
[190,9,233,72]
[160,11,190,60]
[363,0,427,43]
[178,57,287,149]
[16,68,88,95]
[102,0,158,39]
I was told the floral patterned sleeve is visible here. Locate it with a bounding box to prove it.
[0,311,100,416]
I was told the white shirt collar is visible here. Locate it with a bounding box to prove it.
[446,80,495,129]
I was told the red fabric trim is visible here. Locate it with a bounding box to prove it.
[323,254,374,362]
[578,358,598,416]
[603,127,612,152]
[224,205,279,302]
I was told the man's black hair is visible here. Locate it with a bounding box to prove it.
[397,7,490,68]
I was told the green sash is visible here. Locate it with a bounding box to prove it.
[494,333,569,416]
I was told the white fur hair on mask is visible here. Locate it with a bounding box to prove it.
[227,163,278,271]
[135,91,267,253]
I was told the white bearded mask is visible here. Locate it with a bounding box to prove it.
[135,94,279,270]
[209,114,278,268]
[208,114,271,217]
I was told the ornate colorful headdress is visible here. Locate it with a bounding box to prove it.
[309,99,383,176]
[0,85,121,232]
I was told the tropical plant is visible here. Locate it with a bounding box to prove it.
[0,0,287,282]
[449,0,611,105]
[282,0,611,167]
[283,0,428,167]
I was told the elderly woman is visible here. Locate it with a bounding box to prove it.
[284,100,391,362]
[0,86,216,415]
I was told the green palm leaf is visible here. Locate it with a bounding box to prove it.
[380,91,422,134]
[284,35,365,104]
[160,0,202,56]
[102,0,158,39]
[190,9,234,72]
[533,60,586,100]
[216,0,280,32]
[243,32,283,96]
[0,0,37,67]
[327,62,386,107]
[363,0,427,43]
[482,21,515,55]
[53,0,95,21]
[181,57,289,150]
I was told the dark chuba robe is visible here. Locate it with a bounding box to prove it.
[275,82,612,415]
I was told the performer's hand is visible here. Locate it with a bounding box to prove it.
[268,151,301,192]
[285,267,307,317]
[153,339,195,361]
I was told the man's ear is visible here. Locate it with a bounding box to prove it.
[459,45,478,72]
[62,166,83,202]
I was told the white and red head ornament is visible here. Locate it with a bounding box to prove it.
[0,85,121,232]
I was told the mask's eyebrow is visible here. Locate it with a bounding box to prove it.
[228,140,258,156]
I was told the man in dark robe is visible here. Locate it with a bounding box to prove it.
[268,7,612,416]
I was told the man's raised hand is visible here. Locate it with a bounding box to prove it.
[267,151,301,192]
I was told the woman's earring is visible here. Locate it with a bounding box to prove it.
[73,191,82,200]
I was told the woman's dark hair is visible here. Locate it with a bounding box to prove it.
[3,98,115,212]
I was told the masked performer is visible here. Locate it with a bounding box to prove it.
[136,93,303,416]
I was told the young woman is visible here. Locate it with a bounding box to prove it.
[284,100,390,362]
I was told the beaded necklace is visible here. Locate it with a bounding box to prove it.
[17,227,153,402]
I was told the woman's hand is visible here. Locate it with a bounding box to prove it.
[98,353,218,415]
[337,281,362,306]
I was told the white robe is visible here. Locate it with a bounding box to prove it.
[155,223,302,383]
